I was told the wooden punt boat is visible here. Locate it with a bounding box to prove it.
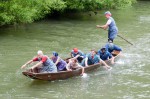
[22,51,121,81]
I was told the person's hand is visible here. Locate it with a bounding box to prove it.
[31,66,35,70]
[80,56,84,58]
[67,69,72,71]
[80,73,84,76]
[111,61,115,64]
[96,25,100,28]
[107,65,110,69]
[21,64,26,69]
[107,66,112,71]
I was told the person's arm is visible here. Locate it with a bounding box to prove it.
[74,52,85,59]
[85,57,88,67]
[78,65,84,75]
[31,56,47,70]
[66,62,72,71]
[21,60,33,69]
[100,59,111,69]
[107,52,114,64]
[70,51,74,58]
[55,57,61,66]
[31,61,43,69]
[96,19,111,30]
[70,53,73,58]
[73,54,80,59]
[97,24,108,30]
[81,66,84,75]
[110,56,115,64]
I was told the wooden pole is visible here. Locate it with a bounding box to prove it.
[117,34,133,45]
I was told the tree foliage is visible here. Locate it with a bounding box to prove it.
[0,0,66,26]
[0,0,136,26]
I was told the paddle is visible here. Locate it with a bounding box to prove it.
[97,26,133,45]
[117,34,133,45]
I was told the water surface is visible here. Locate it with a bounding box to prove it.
[0,1,150,99]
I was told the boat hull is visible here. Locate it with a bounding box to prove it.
[22,63,101,81]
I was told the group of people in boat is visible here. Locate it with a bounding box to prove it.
[21,41,122,75]
[21,11,121,75]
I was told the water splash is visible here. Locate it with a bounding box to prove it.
[81,73,88,78]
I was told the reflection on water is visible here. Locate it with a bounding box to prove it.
[140,16,150,22]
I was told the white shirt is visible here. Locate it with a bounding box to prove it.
[106,19,112,25]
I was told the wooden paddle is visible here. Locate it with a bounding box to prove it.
[117,34,133,45]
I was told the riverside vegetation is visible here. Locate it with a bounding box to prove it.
[0,0,136,26]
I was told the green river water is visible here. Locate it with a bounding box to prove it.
[0,1,150,99]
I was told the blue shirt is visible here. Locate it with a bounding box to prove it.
[71,50,85,58]
[71,50,85,63]
[86,53,101,65]
[97,50,112,61]
[105,43,122,53]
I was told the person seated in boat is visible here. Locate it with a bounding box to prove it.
[81,49,111,70]
[105,40,122,56]
[51,51,67,71]
[21,50,57,73]
[70,48,85,63]
[66,58,84,75]
[97,47,115,64]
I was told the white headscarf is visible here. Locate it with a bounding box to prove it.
[37,50,43,55]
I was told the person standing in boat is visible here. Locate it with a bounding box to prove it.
[70,48,85,63]
[21,50,57,73]
[97,47,115,64]
[81,49,111,70]
[96,11,118,42]
[105,40,122,55]
[51,51,67,71]
[66,58,84,75]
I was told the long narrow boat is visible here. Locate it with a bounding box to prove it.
[22,51,121,81]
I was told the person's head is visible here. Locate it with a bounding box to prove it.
[53,51,58,57]
[73,48,78,53]
[71,58,77,64]
[101,47,106,53]
[104,11,111,18]
[37,50,43,58]
[90,49,97,56]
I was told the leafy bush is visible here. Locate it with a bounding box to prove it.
[0,0,66,26]
[0,0,136,26]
